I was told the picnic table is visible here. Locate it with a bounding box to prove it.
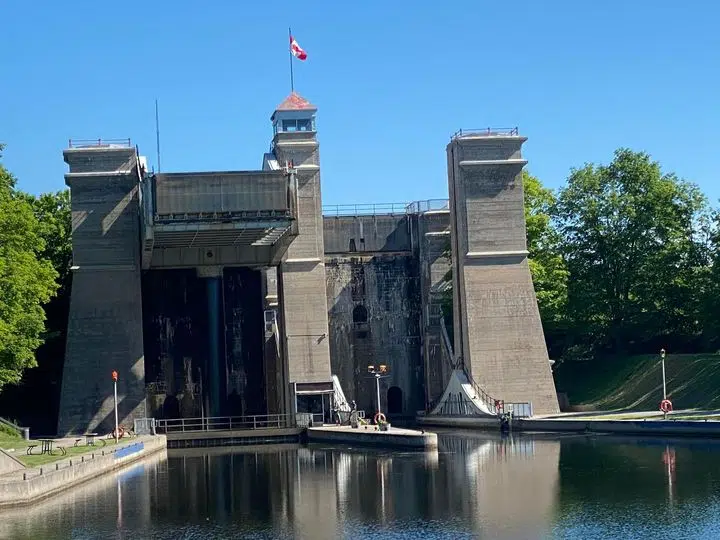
[74,432,102,447]
[27,439,66,456]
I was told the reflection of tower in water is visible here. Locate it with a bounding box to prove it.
[438,434,560,539]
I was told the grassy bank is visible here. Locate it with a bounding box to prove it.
[553,353,720,411]
[0,432,122,467]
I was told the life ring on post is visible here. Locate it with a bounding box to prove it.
[111,426,125,440]
[660,399,673,414]
[373,412,386,425]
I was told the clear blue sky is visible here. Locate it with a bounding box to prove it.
[1,1,718,206]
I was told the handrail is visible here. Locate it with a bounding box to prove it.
[322,203,410,216]
[154,414,296,433]
[68,138,132,148]
[406,199,450,214]
[322,199,450,217]
[450,128,519,140]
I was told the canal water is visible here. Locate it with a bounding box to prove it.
[2,430,720,539]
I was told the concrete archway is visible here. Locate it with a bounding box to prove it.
[387,386,402,414]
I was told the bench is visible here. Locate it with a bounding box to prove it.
[26,444,37,455]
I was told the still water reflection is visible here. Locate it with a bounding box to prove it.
[2,431,720,539]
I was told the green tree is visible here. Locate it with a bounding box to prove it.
[0,146,59,389]
[21,190,72,292]
[523,171,568,329]
[553,148,709,356]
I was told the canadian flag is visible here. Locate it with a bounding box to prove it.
[290,35,307,61]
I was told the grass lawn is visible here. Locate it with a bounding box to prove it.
[1,432,125,467]
[20,439,123,467]
[554,353,720,411]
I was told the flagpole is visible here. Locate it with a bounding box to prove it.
[288,27,294,92]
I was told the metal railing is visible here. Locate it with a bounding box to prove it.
[406,199,450,214]
[450,128,519,141]
[322,203,410,216]
[323,199,451,217]
[68,138,132,148]
[154,414,295,433]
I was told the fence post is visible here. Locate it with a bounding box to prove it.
[253,416,257,429]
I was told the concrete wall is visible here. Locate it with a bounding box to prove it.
[414,211,454,406]
[273,127,332,407]
[153,171,290,215]
[0,449,24,476]
[324,215,422,415]
[323,214,412,254]
[0,436,166,508]
[447,135,559,415]
[58,147,147,435]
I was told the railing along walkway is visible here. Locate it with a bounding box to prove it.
[154,414,295,433]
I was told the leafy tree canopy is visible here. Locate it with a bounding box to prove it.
[0,146,59,389]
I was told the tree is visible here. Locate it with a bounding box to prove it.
[0,147,59,389]
[553,148,709,356]
[21,190,72,293]
[523,171,568,332]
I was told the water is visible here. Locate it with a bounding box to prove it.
[2,430,720,539]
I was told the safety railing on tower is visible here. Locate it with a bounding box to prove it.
[322,199,451,217]
[450,127,519,141]
[68,138,132,148]
[322,203,410,216]
[405,199,450,214]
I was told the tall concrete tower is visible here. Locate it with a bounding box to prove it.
[268,93,333,414]
[447,129,559,415]
[57,141,147,434]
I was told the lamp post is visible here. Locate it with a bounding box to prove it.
[367,364,389,417]
[111,370,119,443]
[660,348,667,401]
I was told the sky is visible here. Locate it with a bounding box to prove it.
[1,1,718,206]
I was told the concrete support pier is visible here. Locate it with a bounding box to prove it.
[447,130,559,415]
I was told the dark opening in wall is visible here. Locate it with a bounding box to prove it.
[352,304,368,339]
[352,305,368,323]
[387,386,403,414]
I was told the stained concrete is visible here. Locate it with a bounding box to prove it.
[447,133,559,415]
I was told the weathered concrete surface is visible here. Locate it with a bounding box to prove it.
[0,450,24,476]
[447,134,559,415]
[273,109,333,411]
[325,243,422,416]
[142,267,265,419]
[413,210,454,406]
[58,146,147,435]
[0,435,166,508]
[307,425,438,449]
[323,214,412,254]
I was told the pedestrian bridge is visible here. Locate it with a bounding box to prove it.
[141,170,299,269]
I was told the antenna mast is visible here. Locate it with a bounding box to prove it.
[155,99,161,172]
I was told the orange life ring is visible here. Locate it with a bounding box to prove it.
[660,399,673,413]
[374,412,386,424]
[111,426,125,439]
[494,400,504,414]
